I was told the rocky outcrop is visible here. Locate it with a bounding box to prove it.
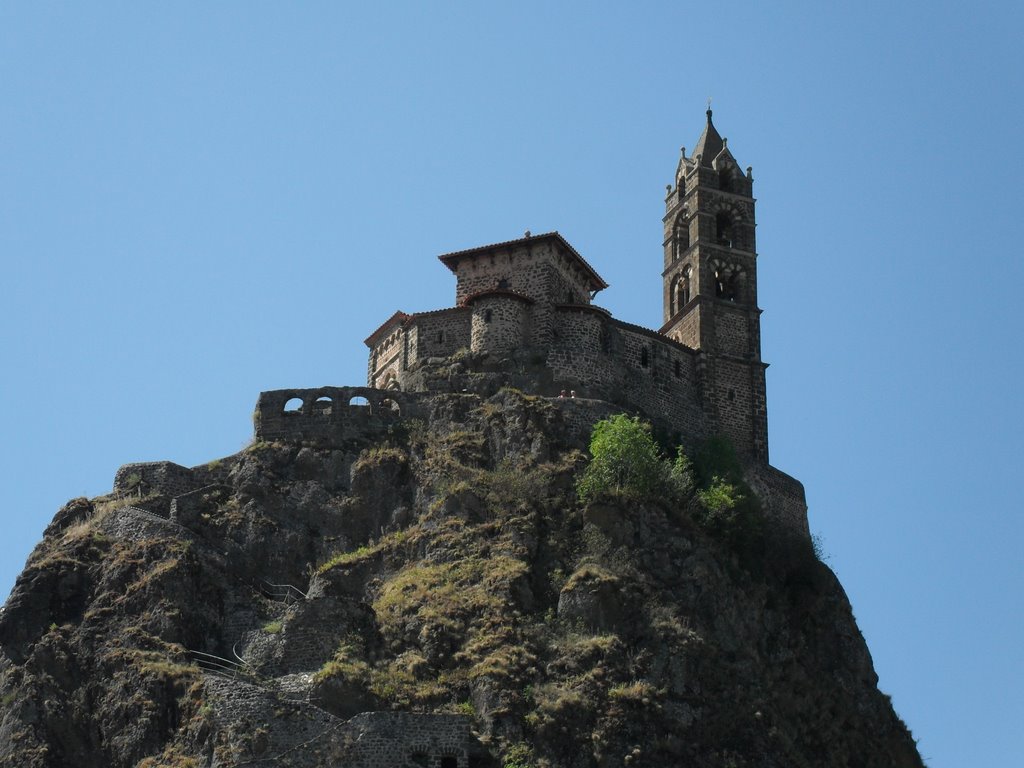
[0,389,922,767]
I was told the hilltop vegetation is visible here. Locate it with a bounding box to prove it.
[0,389,922,767]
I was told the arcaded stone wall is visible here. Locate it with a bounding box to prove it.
[255,387,420,445]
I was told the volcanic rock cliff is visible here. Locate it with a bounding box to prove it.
[0,389,922,768]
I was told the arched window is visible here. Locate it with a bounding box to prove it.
[715,211,733,246]
[719,169,733,193]
[640,347,649,368]
[678,266,691,310]
[483,309,493,323]
[714,266,742,301]
[283,397,303,414]
[313,396,332,415]
[437,330,445,344]
[675,212,689,258]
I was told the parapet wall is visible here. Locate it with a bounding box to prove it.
[113,461,195,498]
[545,307,710,449]
[745,463,809,538]
[204,675,493,768]
[343,712,492,768]
[255,386,424,445]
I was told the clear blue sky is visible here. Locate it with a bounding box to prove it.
[1,3,1021,764]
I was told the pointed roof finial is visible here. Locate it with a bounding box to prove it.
[706,96,713,122]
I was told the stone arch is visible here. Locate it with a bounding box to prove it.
[283,397,303,414]
[379,397,401,416]
[670,266,692,315]
[719,166,735,193]
[715,210,734,246]
[349,395,372,413]
[712,260,746,302]
[313,396,333,415]
[674,211,689,258]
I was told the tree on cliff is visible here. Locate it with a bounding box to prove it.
[576,414,693,502]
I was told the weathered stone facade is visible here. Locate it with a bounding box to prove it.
[245,113,805,532]
[360,111,774,463]
[242,113,807,533]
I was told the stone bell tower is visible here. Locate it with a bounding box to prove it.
[660,109,769,461]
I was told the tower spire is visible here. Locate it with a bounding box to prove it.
[661,110,768,460]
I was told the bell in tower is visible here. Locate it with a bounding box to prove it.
[661,109,768,461]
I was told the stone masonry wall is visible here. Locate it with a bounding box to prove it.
[369,324,405,390]
[745,464,809,538]
[470,296,528,355]
[204,675,492,768]
[713,306,751,358]
[113,461,195,498]
[707,356,759,458]
[255,387,421,445]
[451,240,591,308]
[343,712,492,768]
[543,307,709,447]
[408,309,472,365]
[613,321,709,444]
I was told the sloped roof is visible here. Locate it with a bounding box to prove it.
[692,109,724,168]
[363,310,409,348]
[438,231,609,292]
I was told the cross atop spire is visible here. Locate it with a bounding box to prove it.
[692,106,723,167]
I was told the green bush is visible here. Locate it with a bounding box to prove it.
[693,435,745,486]
[576,415,668,502]
[503,742,536,768]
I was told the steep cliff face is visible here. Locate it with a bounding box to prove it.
[0,390,922,767]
